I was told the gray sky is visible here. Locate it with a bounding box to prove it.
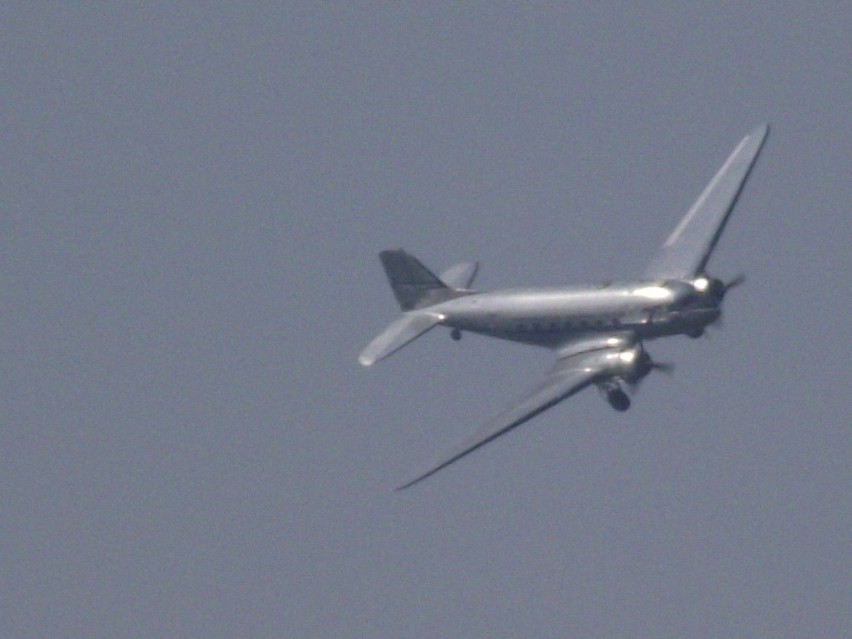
[3,4,850,638]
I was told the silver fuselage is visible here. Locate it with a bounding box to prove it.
[365,125,770,489]
[429,280,720,349]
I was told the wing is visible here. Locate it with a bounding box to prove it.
[396,347,611,490]
[643,124,770,280]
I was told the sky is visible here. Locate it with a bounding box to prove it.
[2,4,850,638]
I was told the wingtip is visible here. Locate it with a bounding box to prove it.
[395,471,426,491]
[751,122,770,140]
[394,475,425,492]
[395,464,442,491]
[358,354,375,367]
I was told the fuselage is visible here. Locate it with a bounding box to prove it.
[430,280,721,348]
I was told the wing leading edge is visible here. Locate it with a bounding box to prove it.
[643,124,770,281]
[397,348,611,490]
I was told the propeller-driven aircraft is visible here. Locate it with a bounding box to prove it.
[360,125,770,489]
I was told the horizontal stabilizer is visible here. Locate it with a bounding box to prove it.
[440,261,479,289]
[359,312,444,367]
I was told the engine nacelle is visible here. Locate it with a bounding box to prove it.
[595,344,662,412]
[692,275,728,303]
[604,346,652,385]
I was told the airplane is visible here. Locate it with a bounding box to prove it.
[359,124,770,490]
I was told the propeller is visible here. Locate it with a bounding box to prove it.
[707,273,747,331]
[724,273,746,294]
[649,360,675,375]
[710,272,746,301]
[627,354,675,392]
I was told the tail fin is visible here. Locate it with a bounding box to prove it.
[380,249,452,310]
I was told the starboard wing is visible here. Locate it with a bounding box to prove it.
[643,124,770,280]
[397,344,622,490]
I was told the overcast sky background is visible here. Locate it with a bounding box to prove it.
[3,4,850,638]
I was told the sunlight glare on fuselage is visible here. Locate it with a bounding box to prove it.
[692,277,710,292]
[631,286,672,300]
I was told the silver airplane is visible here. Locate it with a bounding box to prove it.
[360,125,770,489]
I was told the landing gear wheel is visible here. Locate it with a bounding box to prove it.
[450,328,462,341]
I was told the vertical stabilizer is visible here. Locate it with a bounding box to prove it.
[380,249,450,310]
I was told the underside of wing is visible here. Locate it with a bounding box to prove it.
[644,124,770,280]
[397,348,611,490]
